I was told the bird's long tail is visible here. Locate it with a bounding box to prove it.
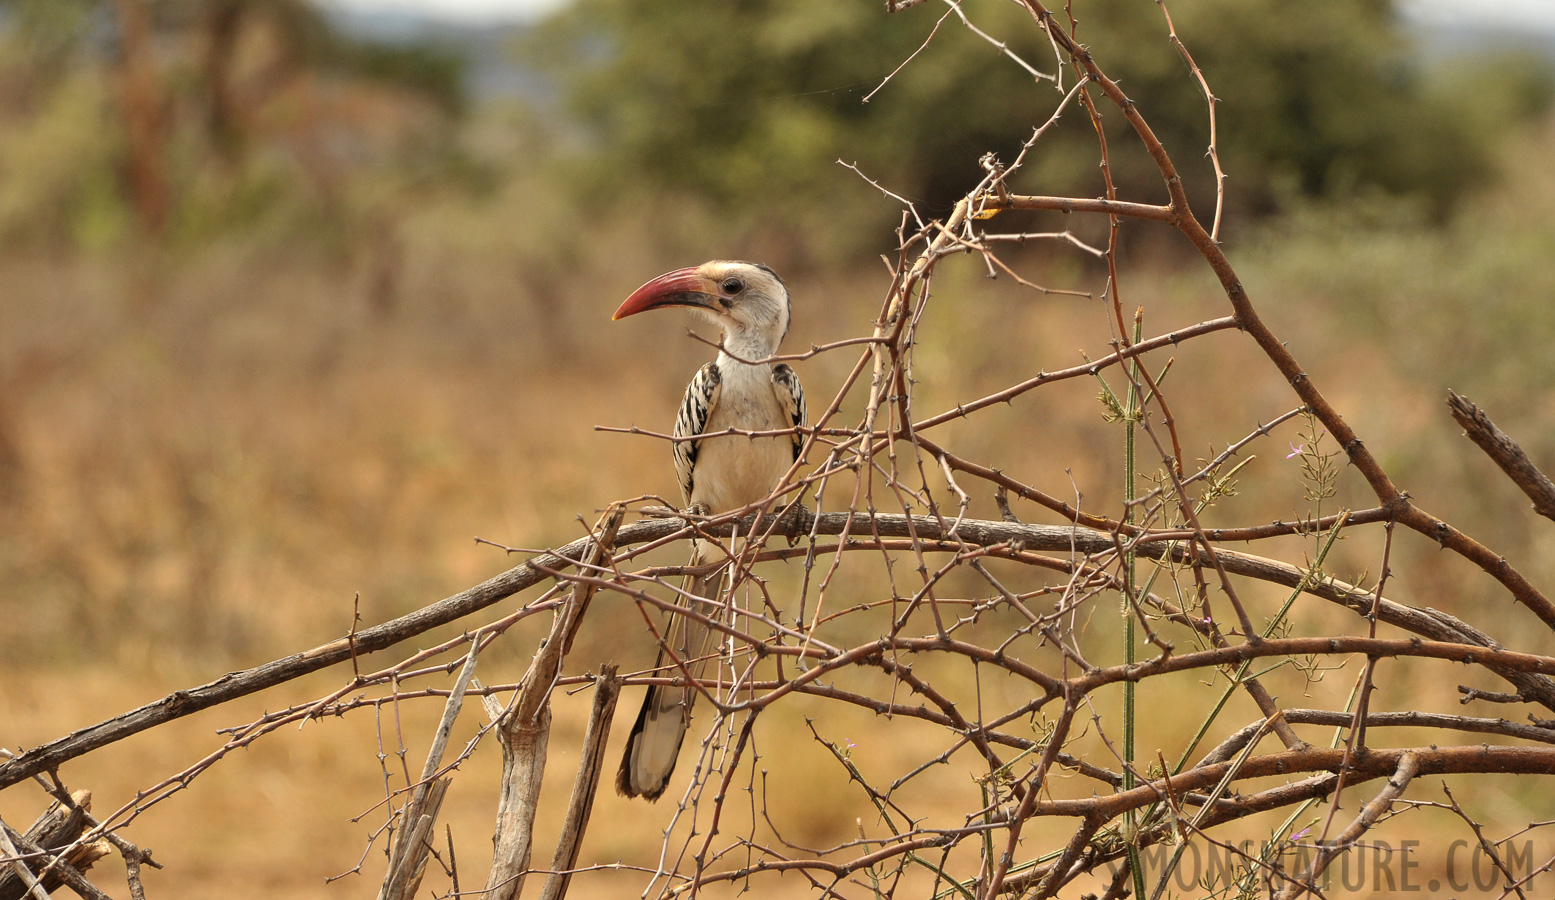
[617,559,721,801]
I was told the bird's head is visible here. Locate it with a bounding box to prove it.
[613,261,790,359]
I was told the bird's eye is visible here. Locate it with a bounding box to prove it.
[721,278,745,295]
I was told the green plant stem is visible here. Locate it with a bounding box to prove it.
[1124,314,1144,900]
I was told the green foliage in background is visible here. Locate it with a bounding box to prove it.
[531,0,1055,256]
[535,0,1551,257]
[0,0,470,249]
[0,0,467,111]
[0,0,1550,259]
[1077,0,1479,211]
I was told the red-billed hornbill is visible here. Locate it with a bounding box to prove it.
[611,261,806,801]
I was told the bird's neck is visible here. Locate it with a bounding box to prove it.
[719,327,779,367]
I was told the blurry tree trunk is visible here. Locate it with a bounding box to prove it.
[367,218,404,320]
[112,0,169,236]
[518,250,578,363]
[0,391,23,509]
[204,0,248,163]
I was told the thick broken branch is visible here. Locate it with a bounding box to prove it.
[483,508,621,900]
[1448,390,1555,523]
[378,779,450,900]
[537,667,621,900]
[0,791,111,900]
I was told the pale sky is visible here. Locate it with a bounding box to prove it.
[320,0,1555,31]
[1408,0,1555,29]
[320,0,569,22]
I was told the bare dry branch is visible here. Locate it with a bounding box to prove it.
[1448,390,1555,523]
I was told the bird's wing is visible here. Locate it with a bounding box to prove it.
[772,363,806,463]
[673,362,722,506]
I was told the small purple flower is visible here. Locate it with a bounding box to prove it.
[1286,442,1305,459]
[1291,827,1311,841]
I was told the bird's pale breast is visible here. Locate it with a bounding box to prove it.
[691,362,792,514]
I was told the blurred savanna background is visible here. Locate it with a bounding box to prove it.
[3,0,1555,896]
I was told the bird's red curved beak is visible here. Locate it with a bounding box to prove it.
[613,267,718,320]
